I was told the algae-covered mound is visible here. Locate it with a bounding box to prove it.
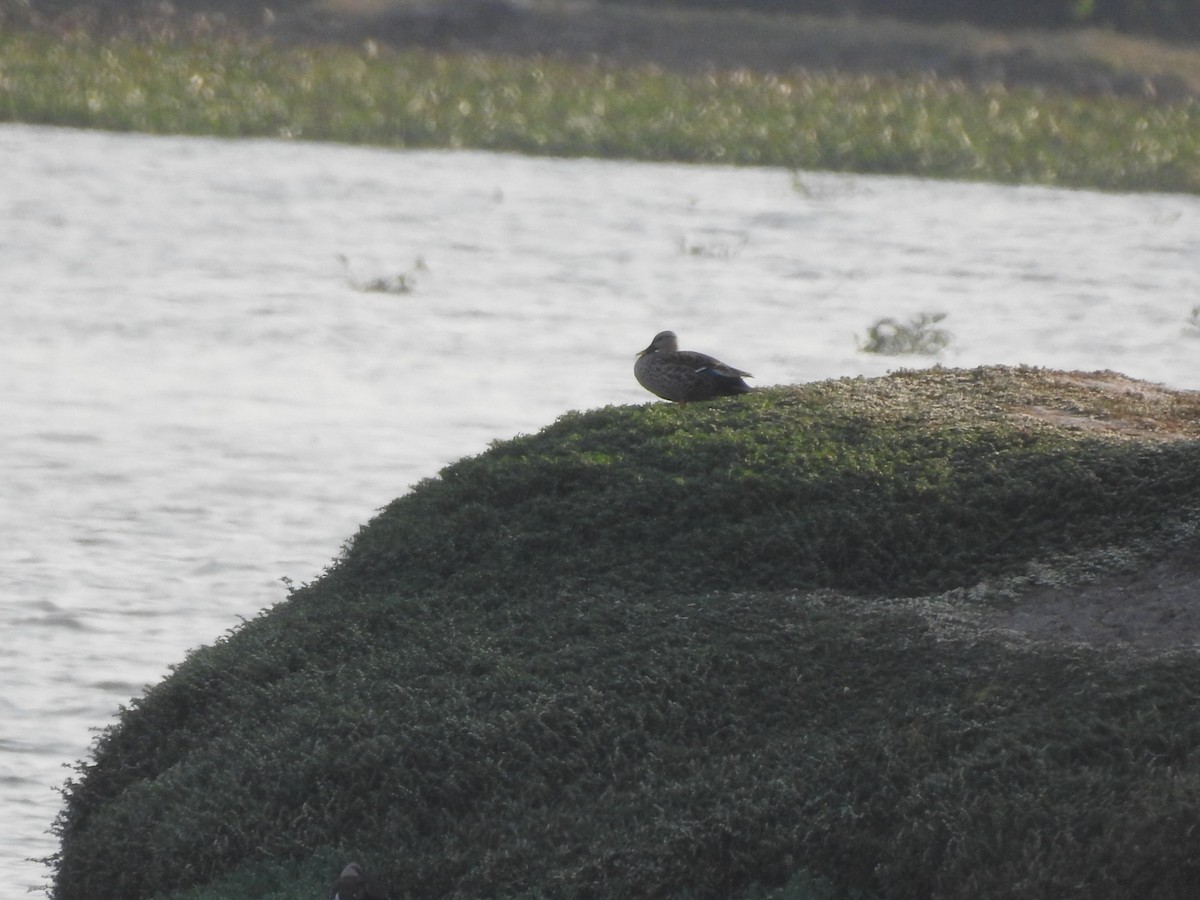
[52,366,1200,900]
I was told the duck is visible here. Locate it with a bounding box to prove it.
[634,330,753,402]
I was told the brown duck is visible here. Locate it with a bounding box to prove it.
[634,330,753,402]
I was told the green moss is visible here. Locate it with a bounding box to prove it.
[330,369,1200,602]
[51,367,1200,900]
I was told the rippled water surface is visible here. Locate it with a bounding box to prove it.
[3,123,1198,894]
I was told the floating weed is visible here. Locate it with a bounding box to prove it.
[337,253,427,294]
[679,232,748,258]
[790,170,814,196]
[858,311,952,355]
[1184,304,1200,337]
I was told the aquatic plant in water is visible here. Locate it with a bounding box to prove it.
[1184,304,1200,337]
[337,254,427,294]
[858,311,952,355]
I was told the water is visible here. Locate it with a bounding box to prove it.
[2,122,1198,895]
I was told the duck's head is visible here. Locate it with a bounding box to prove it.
[638,330,679,357]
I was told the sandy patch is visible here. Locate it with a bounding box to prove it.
[991,546,1200,651]
[1014,370,1200,443]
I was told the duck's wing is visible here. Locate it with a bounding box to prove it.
[676,350,752,380]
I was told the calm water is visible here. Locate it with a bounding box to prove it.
[3,123,1198,894]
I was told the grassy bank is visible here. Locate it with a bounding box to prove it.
[51,367,1200,900]
[2,25,1199,192]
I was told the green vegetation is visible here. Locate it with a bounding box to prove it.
[2,27,1199,192]
[51,367,1200,900]
[858,312,952,355]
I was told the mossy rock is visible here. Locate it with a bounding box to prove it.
[51,366,1200,900]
